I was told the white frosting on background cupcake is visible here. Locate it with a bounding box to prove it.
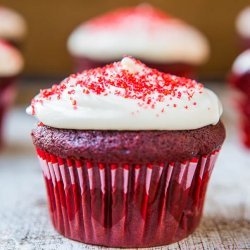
[232,49,250,75]
[236,6,250,38]
[0,6,27,42]
[67,4,210,65]
[27,57,222,131]
[0,40,24,76]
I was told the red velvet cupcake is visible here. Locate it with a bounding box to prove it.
[67,4,210,78]
[27,57,225,247]
[0,40,23,148]
[236,6,250,50]
[230,49,250,147]
[0,6,27,48]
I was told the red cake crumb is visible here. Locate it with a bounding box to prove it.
[31,58,203,114]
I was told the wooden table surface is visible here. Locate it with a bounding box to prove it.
[0,84,250,250]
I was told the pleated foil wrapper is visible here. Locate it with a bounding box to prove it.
[36,147,220,247]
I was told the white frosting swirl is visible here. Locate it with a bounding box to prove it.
[236,6,250,38]
[0,6,27,41]
[27,57,222,130]
[67,4,209,65]
[0,40,24,76]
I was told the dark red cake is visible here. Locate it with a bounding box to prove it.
[67,4,209,78]
[32,122,225,164]
[28,57,225,247]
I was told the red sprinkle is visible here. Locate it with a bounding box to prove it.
[38,122,44,127]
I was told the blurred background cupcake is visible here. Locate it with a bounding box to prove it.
[230,50,250,148]
[0,5,27,48]
[236,6,250,50]
[67,4,210,78]
[0,40,24,147]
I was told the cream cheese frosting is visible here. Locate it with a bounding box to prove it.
[27,57,222,130]
[67,4,210,65]
[0,6,27,41]
[0,40,24,76]
[232,49,250,75]
[236,6,250,38]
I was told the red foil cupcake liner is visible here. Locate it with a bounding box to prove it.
[36,147,220,247]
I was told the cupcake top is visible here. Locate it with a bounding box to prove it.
[0,40,24,76]
[0,6,27,42]
[27,57,222,131]
[236,6,250,39]
[232,49,250,75]
[67,4,209,65]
